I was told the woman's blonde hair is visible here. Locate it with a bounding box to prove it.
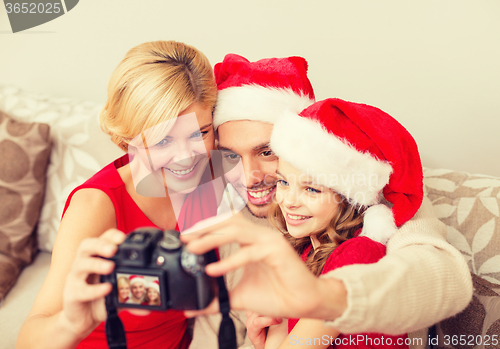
[100,40,217,151]
[117,276,129,288]
[268,196,365,276]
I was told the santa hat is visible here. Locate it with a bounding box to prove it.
[213,54,315,129]
[129,275,145,286]
[147,280,160,293]
[270,98,423,244]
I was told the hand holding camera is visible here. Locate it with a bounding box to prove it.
[100,227,217,311]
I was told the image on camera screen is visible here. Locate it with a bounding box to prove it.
[117,273,161,307]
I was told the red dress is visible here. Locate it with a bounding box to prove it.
[63,155,218,349]
[288,236,409,349]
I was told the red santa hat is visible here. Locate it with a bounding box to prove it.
[213,54,315,129]
[270,98,424,244]
[129,275,145,286]
[147,280,160,293]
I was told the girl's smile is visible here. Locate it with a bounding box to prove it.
[275,160,341,240]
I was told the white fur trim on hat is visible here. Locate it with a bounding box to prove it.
[147,280,160,293]
[359,204,397,244]
[129,275,145,286]
[213,85,314,128]
[270,113,393,207]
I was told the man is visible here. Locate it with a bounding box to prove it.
[126,275,146,304]
[189,54,472,348]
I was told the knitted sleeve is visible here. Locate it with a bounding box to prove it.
[322,196,473,334]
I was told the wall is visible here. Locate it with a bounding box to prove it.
[1,0,499,176]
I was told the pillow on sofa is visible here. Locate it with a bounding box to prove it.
[0,110,51,301]
[0,86,123,252]
[423,168,500,346]
[424,168,500,285]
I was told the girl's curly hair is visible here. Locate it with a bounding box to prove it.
[268,195,365,276]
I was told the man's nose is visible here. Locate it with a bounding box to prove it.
[242,157,264,188]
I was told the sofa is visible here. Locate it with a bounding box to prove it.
[0,86,499,349]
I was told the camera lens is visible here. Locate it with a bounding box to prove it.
[126,249,140,261]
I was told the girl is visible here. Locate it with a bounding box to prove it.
[261,97,424,349]
[18,40,220,349]
[143,280,161,306]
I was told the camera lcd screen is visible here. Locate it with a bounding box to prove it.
[116,273,161,307]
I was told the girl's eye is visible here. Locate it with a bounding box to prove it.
[277,179,289,187]
[306,187,321,194]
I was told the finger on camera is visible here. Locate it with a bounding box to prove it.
[76,238,117,260]
[72,256,115,279]
[67,282,112,303]
[100,228,127,245]
[205,245,265,276]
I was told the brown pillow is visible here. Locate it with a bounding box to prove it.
[0,110,51,301]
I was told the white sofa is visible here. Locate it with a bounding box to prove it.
[0,86,499,349]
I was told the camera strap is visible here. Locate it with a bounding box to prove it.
[104,295,127,349]
[216,275,237,349]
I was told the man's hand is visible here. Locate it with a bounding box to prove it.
[181,213,347,320]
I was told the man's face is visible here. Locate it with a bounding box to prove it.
[218,120,278,218]
[131,283,145,300]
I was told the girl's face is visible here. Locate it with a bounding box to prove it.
[130,102,215,195]
[275,160,340,240]
[147,288,159,302]
[118,283,130,302]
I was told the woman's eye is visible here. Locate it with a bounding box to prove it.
[155,138,172,147]
[306,187,321,194]
[277,179,289,187]
[191,131,208,139]
[261,150,274,157]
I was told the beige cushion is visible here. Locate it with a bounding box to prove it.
[0,85,123,252]
[424,168,500,345]
[0,111,51,301]
[424,168,500,285]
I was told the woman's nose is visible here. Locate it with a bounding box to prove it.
[173,141,195,163]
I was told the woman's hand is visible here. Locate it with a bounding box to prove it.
[246,311,282,349]
[181,213,347,320]
[60,229,126,338]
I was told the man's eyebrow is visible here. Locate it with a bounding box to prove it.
[218,145,236,152]
[252,142,271,152]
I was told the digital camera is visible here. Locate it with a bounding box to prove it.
[101,227,217,311]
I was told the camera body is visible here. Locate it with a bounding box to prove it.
[101,227,217,311]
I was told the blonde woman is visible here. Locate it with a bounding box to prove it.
[18,41,218,349]
[117,276,130,304]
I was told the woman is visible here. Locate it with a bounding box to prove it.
[17,40,218,349]
[117,276,130,304]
